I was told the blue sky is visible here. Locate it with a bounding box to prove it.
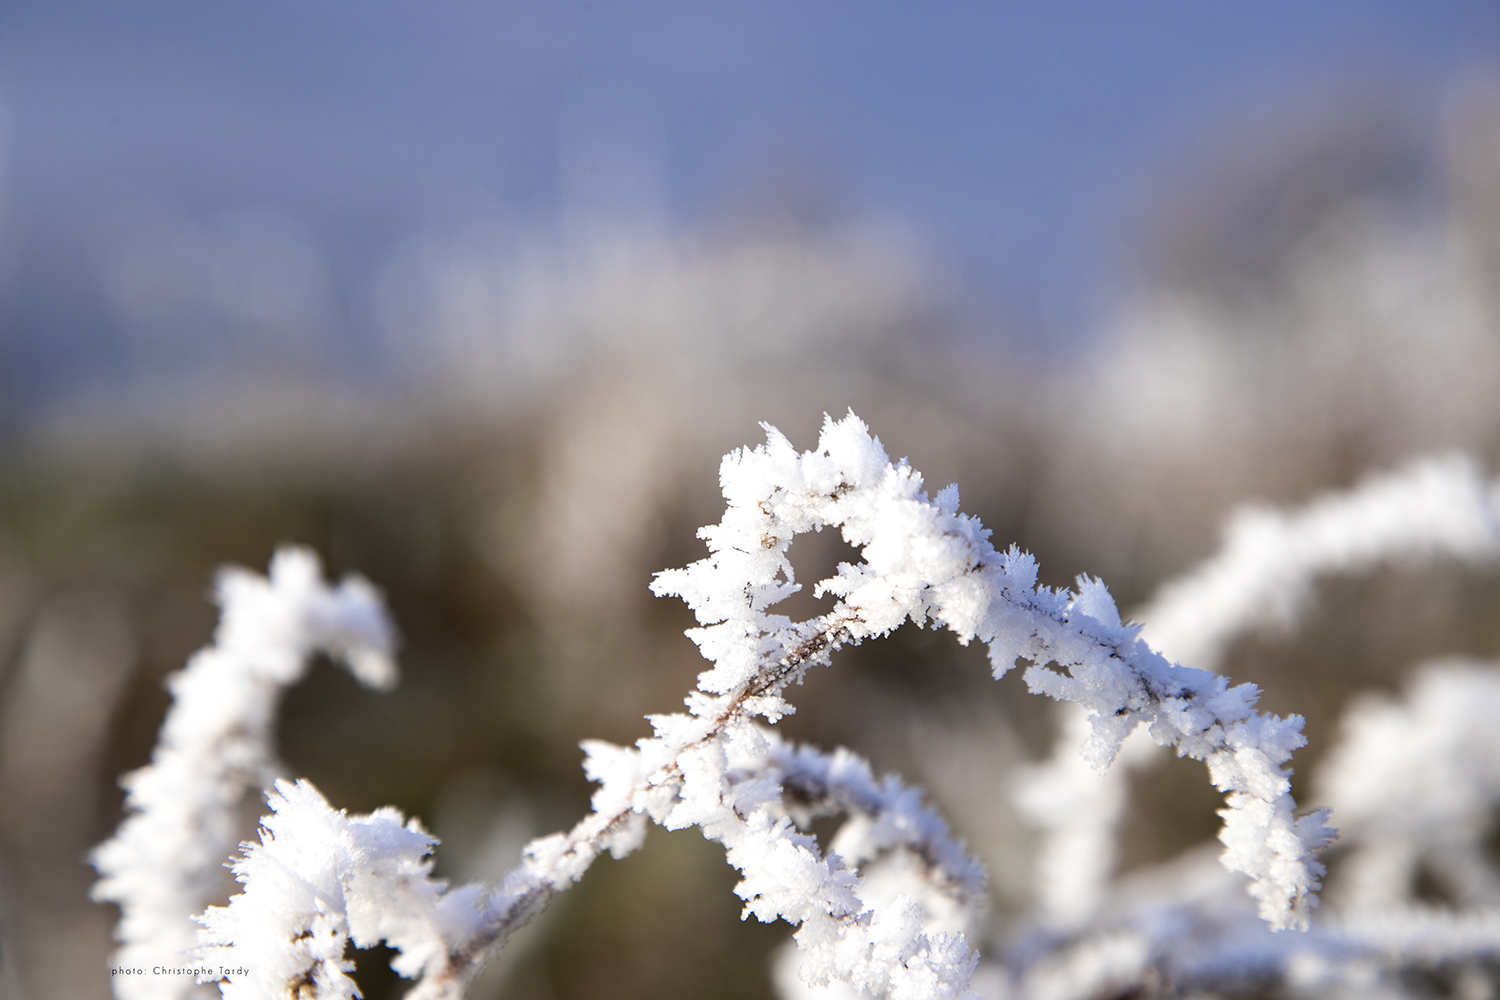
[0,0,1495,403]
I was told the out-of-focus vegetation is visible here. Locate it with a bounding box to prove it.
[7,80,1500,1000]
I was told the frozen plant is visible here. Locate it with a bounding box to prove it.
[997,656,1500,1000]
[1017,453,1500,931]
[1316,659,1500,911]
[1001,454,1500,1000]
[100,412,1332,1000]
[90,547,398,1000]
[1137,453,1500,674]
[196,778,490,1000]
[735,732,989,937]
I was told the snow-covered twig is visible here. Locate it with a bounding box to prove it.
[1139,454,1500,673]
[1020,455,1500,929]
[426,412,1329,998]
[737,732,988,930]
[748,734,992,1000]
[999,656,1500,997]
[1002,846,1500,1000]
[1316,660,1500,911]
[103,413,1332,1000]
[90,548,397,1000]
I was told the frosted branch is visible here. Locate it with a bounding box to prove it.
[1139,454,1500,673]
[90,547,397,1000]
[1020,454,1500,929]
[1316,660,1500,910]
[144,413,1337,1000]
[735,732,987,928]
[418,411,1331,1000]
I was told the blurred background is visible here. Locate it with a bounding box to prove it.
[2,2,1500,998]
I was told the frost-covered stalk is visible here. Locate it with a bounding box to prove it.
[736,733,988,933]
[436,413,1328,992]
[189,413,1333,1000]
[753,734,990,1000]
[91,548,397,1000]
[1316,660,1500,911]
[1139,453,1500,673]
[1019,454,1500,927]
[692,414,1332,932]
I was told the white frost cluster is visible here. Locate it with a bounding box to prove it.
[197,779,488,1000]
[750,734,990,1000]
[90,547,397,1000]
[738,733,988,931]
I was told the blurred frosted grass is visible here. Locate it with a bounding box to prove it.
[5,79,1500,1000]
